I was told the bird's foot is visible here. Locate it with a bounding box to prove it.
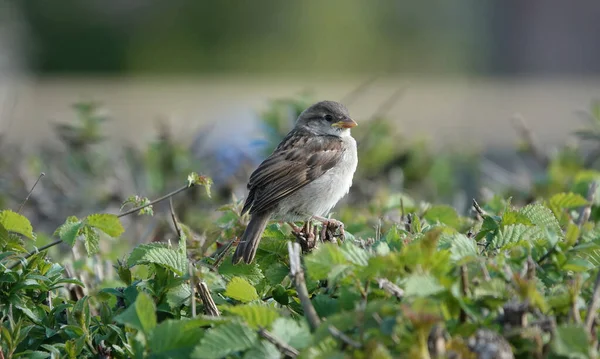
[288,221,318,253]
[311,216,345,243]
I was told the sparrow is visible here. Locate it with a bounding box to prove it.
[232,100,358,264]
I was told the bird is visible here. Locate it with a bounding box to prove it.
[232,100,358,264]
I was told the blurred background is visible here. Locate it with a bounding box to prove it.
[2,0,600,256]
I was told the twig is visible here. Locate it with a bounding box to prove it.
[512,114,549,168]
[258,328,299,358]
[190,263,196,317]
[585,269,600,334]
[339,76,377,106]
[370,85,408,121]
[212,239,235,269]
[169,197,183,239]
[118,183,191,218]
[577,181,599,228]
[328,325,362,349]
[288,241,321,331]
[472,199,486,219]
[17,172,45,214]
[197,281,220,316]
[460,265,469,323]
[10,182,197,269]
[376,278,404,300]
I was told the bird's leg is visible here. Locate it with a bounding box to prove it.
[288,221,317,253]
[310,215,345,243]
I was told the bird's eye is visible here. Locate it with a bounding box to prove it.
[324,114,334,122]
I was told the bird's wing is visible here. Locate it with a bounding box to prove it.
[242,130,344,215]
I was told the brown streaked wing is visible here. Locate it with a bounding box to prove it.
[242,130,344,215]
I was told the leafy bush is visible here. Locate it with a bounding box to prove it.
[2,98,600,358]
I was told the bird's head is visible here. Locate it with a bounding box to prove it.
[295,100,357,136]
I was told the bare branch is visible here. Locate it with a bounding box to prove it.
[339,76,377,106]
[328,325,362,349]
[288,241,321,331]
[197,281,220,316]
[472,199,486,219]
[585,270,600,334]
[460,264,469,323]
[578,181,599,228]
[258,328,299,358]
[512,114,549,168]
[376,278,404,300]
[17,172,45,214]
[190,263,196,317]
[169,197,183,239]
[118,183,192,218]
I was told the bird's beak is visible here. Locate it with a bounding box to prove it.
[331,118,358,129]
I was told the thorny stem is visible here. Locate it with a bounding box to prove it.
[328,325,362,349]
[459,264,469,323]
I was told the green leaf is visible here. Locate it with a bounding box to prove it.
[270,317,311,350]
[86,213,124,237]
[225,304,280,329]
[187,172,213,198]
[224,277,259,303]
[423,205,460,228]
[0,210,35,240]
[148,318,206,358]
[563,258,595,273]
[501,210,533,227]
[191,321,257,359]
[81,226,100,255]
[549,192,588,211]
[128,243,187,276]
[438,233,477,263]
[403,274,445,297]
[243,341,280,359]
[218,260,264,285]
[340,241,370,266]
[519,204,561,234]
[491,224,544,249]
[551,324,590,359]
[54,217,83,246]
[114,291,157,335]
[305,243,349,280]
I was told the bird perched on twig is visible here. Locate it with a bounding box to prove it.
[232,101,358,264]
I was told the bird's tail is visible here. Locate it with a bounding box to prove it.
[232,212,271,264]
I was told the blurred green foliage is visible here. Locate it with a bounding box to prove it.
[2,97,600,357]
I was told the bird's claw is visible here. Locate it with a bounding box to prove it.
[288,221,318,253]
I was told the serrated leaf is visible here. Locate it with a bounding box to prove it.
[491,224,544,249]
[438,233,477,263]
[424,205,460,228]
[403,274,445,297]
[263,262,289,286]
[86,213,124,238]
[148,318,205,358]
[270,318,311,350]
[224,277,259,303]
[81,226,100,255]
[191,321,257,359]
[340,241,370,266]
[0,210,35,240]
[113,292,157,335]
[243,341,280,359]
[305,243,349,280]
[551,324,590,359]
[218,260,264,285]
[128,243,187,275]
[501,210,533,226]
[54,216,83,246]
[225,304,280,329]
[563,257,595,272]
[519,204,561,234]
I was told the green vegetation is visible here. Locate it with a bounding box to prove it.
[2,98,600,358]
